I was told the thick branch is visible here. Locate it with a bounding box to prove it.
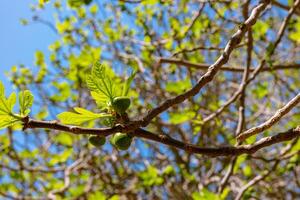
[23,117,138,136]
[22,118,300,157]
[133,127,300,157]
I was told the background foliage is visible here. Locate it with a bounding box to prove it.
[0,0,300,199]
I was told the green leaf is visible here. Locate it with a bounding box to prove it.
[243,165,252,177]
[19,90,34,116]
[86,75,111,98]
[0,91,14,115]
[166,78,191,94]
[0,81,4,96]
[138,165,164,187]
[220,187,230,199]
[289,18,300,43]
[0,115,19,130]
[253,20,269,40]
[88,191,106,200]
[90,91,108,108]
[86,62,121,102]
[109,195,120,200]
[198,188,219,200]
[90,4,98,15]
[0,82,21,128]
[92,61,106,79]
[57,107,111,125]
[162,165,175,176]
[86,75,100,92]
[49,149,72,165]
[252,82,268,99]
[7,92,16,112]
[234,155,248,173]
[122,70,137,96]
[39,0,50,6]
[169,110,195,124]
[53,133,73,146]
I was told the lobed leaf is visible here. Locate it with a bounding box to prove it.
[57,107,112,125]
[0,92,14,115]
[92,61,106,79]
[0,115,19,130]
[90,91,108,108]
[0,81,4,97]
[19,90,34,116]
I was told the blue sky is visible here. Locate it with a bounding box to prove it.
[0,0,57,92]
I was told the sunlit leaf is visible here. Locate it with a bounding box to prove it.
[0,115,19,130]
[53,133,73,146]
[19,90,34,116]
[7,92,16,112]
[90,91,108,108]
[0,81,4,96]
[122,70,137,96]
[92,61,106,79]
[57,107,111,125]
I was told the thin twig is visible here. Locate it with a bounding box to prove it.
[136,0,270,127]
[203,0,300,124]
[234,161,280,200]
[237,93,300,142]
[160,58,300,72]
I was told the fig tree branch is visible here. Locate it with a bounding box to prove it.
[133,127,300,157]
[22,117,300,157]
[202,0,300,124]
[159,58,300,72]
[237,93,300,142]
[135,0,270,127]
[219,1,254,193]
[22,117,139,136]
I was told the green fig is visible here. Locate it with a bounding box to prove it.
[112,96,131,114]
[83,0,92,5]
[68,0,92,7]
[111,132,132,150]
[88,135,106,147]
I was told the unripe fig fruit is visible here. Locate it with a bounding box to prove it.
[88,135,106,147]
[111,133,132,150]
[83,0,92,5]
[112,96,131,114]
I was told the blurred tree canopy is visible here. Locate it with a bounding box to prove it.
[1,0,300,199]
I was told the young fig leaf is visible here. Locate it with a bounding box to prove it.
[0,115,19,130]
[19,90,34,116]
[122,70,137,96]
[92,61,106,79]
[57,107,112,125]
